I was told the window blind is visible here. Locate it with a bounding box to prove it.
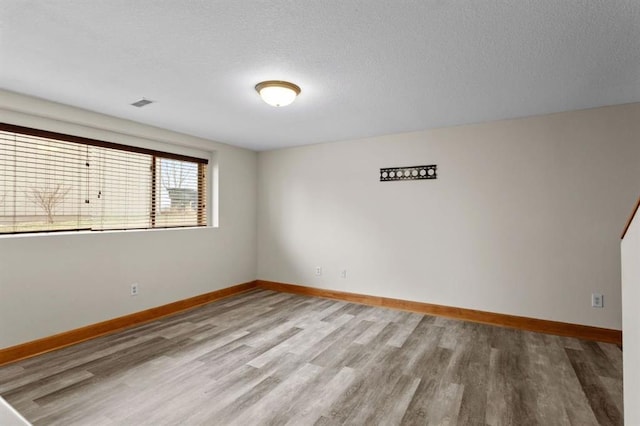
[0,123,208,234]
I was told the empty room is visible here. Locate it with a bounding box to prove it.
[1,1,639,425]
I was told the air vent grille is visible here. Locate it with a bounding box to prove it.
[131,99,153,108]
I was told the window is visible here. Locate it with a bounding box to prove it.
[0,123,208,234]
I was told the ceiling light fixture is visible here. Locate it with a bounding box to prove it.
[255,80,301,107]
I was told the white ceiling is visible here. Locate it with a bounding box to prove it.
[1,1,639,151]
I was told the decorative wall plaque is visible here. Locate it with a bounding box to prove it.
[380,165,437,181]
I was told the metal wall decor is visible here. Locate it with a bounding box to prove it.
[380,165,437,181]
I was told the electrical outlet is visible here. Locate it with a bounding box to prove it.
[591,293,603,308]
[315,267,322,276]
[340,269,347,279]
[131,283,139,296]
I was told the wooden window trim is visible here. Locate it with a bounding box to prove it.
[150,156,157,228]
[197,163,206,226]
[0,123,208,165]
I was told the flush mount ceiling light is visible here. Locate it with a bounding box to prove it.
[255,80,301,107]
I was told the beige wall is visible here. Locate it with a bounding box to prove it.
[0,90,258,348]
[1,91,637,350]
[257,103,640,330]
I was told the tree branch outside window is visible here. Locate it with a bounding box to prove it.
[26,184,71,224]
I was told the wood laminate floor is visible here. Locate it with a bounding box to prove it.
[0,289,623,426]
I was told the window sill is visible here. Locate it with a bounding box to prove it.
[0,225,217,239]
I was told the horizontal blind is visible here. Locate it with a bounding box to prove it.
[91,146,153,230]
[0,124,208,234]
[0,131,90,233]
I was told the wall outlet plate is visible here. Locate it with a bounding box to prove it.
[591,293,603,308]
[131,283,139,296]
[315,267,322,276]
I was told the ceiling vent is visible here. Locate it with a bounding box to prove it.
[131,98,153,108]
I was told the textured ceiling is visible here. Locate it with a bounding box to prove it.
[1,1,639,151]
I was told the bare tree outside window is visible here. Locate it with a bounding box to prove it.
[161,160,197,210]
[26,183,71,224]
[162,162,186,190]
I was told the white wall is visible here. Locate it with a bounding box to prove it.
[0,90,258,349]
[621,204,640,424]
[0,397,30,426]
[257,103,640,330]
